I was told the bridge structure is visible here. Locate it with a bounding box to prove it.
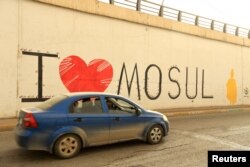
[0,0,250,118]
[101,0,250,39]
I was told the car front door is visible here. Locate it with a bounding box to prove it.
[67,96,109,146]
[105,97,144,142]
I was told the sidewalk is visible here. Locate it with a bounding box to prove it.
[1,105,250,132]
[0,117,17,132]
[158,105,250,116]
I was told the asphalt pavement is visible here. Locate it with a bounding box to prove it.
[2,110,250,167]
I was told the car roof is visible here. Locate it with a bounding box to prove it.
[62,92,143,108]
[63,92,120,97]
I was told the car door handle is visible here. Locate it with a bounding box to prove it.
[74,118,82,122]
[113,117,120,121]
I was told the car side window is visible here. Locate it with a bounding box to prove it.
[106,97,137,114]
[71,97,103,114]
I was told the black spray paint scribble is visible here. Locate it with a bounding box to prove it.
[21,51,58,102]
[117,63,213,100]
[20,53,213,102]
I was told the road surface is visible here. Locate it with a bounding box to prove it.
[1,111,250,167]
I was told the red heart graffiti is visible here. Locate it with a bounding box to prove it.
[59,55,113,92]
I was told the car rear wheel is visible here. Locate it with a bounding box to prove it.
[54,134,82,159]
[147,125,163,144]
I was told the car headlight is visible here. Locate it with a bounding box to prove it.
[162,115,168,122]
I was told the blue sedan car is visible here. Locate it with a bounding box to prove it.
[15,92,169,159]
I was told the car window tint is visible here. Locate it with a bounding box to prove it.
[71,97,103,114]
[106,97,137,114]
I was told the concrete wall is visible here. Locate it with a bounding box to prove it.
[1,0,250,118]
[0,0,18,118]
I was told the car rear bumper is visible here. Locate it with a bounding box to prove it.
[15,126,49,151]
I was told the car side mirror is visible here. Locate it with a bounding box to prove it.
[136,108,142,116]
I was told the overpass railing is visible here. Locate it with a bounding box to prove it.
[99,0,250,39]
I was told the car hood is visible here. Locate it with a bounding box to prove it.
[146,109,164,116]
[146,110,169,122]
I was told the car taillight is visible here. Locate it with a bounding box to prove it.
[23,113,38,128]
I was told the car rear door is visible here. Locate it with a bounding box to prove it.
[67,96,109,146]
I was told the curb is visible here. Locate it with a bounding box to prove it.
[164,109,227,117]
[0,118,17,132]
[1,107,250,132]
[0,125,16,132]
[162,107,250,117]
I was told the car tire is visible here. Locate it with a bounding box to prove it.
[147,124,164,144]
[54,134,82,159]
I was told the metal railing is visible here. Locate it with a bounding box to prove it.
[98,0,250,39]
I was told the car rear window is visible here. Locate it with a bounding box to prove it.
[36,94,67,110]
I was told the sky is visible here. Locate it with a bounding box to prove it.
[164,0,250,29]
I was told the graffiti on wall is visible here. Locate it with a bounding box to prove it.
[22,52,248,104]
[117,63,214,100]
[244,87,249,97]
[21,51,58,102]
[226,69,237,104]
[59,55,113,92]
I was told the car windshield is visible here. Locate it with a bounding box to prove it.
[36,94,67,110]
[111,98,133,108]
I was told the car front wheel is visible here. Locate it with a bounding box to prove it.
[54,134,82,159]
[147,125,164,144]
